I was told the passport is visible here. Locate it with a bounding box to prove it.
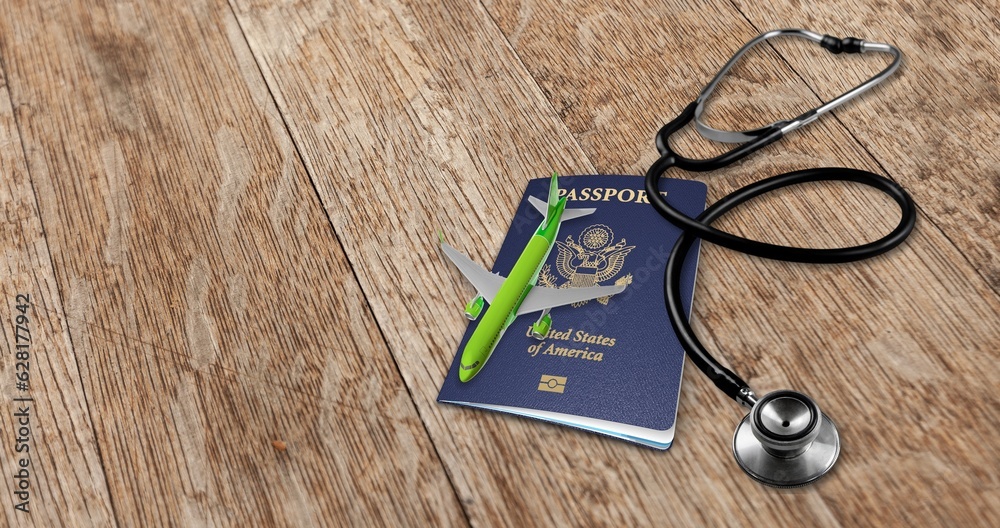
[438,175,707,449]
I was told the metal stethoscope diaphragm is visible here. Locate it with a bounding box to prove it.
[733,390,840,487]
[645,29,915,487]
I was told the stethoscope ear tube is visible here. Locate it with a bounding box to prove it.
[654,102,784,171]
[692,28,902,143]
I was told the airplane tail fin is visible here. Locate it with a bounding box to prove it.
[528,173,595,225]
[546,173,560,225]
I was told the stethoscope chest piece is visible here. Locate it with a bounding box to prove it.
[732,390,840,488]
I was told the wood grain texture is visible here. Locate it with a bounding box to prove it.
[1,0,998,524]
[234,0,999,525]
[0,0,463,525]
[0,52,117,528]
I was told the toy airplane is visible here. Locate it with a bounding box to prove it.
[441,174,627,382]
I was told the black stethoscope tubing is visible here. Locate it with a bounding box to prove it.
[636,28,918,486]
[646,98,917,406]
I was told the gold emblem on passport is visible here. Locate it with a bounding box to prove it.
[539,224,635,306]
[538,374,567,393]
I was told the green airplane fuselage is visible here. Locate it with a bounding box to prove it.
[458,196,567,382]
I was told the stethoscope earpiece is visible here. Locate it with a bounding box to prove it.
[732,391,840,488]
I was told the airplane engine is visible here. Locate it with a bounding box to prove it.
[464,294,485,320]
[531,312,552,340]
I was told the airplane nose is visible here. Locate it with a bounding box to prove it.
[458,358,482,382]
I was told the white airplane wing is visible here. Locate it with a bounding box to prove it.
[560,207,596,221]
[441,243,505,303]
[517,283,626,316]
[528,195,595,222]
[528,195,548,216]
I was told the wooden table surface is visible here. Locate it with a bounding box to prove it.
[1,0,997,526]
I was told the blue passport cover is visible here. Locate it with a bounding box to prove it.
[438,175,706,448]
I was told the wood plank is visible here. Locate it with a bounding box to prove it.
[0,0,464,524]
[228,0,664,524]
[480,0,1000,524]
[0,53,117,527]
[727,0,1000,292]
[234,0,999,524]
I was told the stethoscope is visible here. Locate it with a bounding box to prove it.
[645,29,916,487]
